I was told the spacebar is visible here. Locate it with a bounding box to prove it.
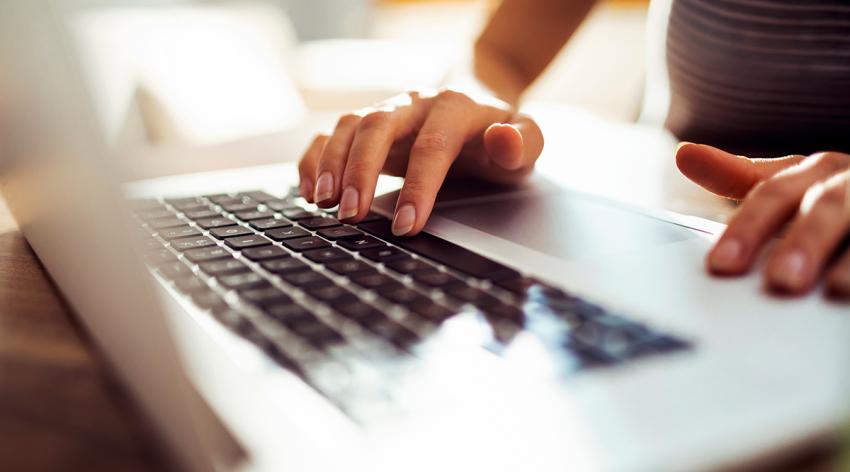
[357,220,518,280]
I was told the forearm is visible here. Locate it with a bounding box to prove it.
[472,0,600,105]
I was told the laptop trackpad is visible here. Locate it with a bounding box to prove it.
[432,189,695,262]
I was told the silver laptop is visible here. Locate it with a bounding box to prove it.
[2,1,849,471]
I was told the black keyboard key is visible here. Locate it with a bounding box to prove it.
[171,236,217,251]
[280,270,333,288]
[265,304,315,326]
[175,276,208,294]
[299,216,341,230]
[241,245,290,261]
[250,217,292,231]
[210,226,253,239]
[494,276,541,297]
[307,285,357,304]
[190,290,227,311]
[411,269,463,288]
[218,272,268,290]
[149,217,185,230]
[358,220,519,280]
[224,234,273,250]
[326,259,373,276]
[158,262,192,280]
[337,236,385,251]
[367,319,419,348]
[334,301,384,324]
[288,319,343,348]
[282,209,317,220]
[303,247,349,263]
[206,194,236,204]
[240,191,276,202]
[261,258,310,274]
[381,287,430,306]
[195,216,237,229]
[265,199,299,212]
[265,227,310,241]
[159,225,201,240]
[169,199,206,211]
[316,226,363,240]
[211,307,251,332]
[184,246,232,263]
[184,209,220,220]
[386,258,434,274]
[445,285,501,308]
[351,272,403,291]
[360,247,407,263]
[482,303,524,325]
[199,259,249,276]
[241,287,291,306]
[235,210,274,221]
[220,202,258,213]
[409,299,455,322]
[138,209,175,220]
[281,236,330,252]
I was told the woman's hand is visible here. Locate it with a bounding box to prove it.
[297,89,544,236]
[676,143,850,298]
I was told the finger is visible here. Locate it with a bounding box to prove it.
[707,152,850,275]
[676,143,805,200]
[764,171,850,294]
[338,95,423,222]
[483,114,544,171]
[393,91,509,236]
[313,113,362,206]
[826,244,850,301]
[297,134,329,202]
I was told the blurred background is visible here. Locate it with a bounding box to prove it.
[68,0,649,159]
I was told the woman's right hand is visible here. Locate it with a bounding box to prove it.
[297,89,544,236]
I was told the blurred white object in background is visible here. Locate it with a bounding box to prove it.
[276,0,373,40]
[73,2,305,148]
[290,39,459,111]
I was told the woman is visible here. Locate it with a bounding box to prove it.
[297,0,850,298]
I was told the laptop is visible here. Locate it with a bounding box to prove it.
[2,1,848,471]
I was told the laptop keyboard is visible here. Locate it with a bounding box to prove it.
[133,190,690,409]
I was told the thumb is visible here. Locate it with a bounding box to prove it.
[483,115,544,171]
[675,142,805,200]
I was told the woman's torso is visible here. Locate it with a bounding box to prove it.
[663,0,850,156]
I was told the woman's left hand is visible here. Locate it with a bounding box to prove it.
[675,143,850,299]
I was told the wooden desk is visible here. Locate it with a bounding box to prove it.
[0,198,167,471]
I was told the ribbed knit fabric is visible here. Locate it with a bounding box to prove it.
[665,0,850,156]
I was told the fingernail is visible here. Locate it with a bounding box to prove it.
[300,179,314,202]
[773,250,808,291]
[392,204,416,236]
[710,238,743,272]
[314,172,334,203]
[338,187,359,220]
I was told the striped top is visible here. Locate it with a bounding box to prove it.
[664,0,850,157]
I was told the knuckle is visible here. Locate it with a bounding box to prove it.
[809,151,849,173]
[436,88,472,106]
[358,110,392,131]
[814,185,845,208]
[336,113,361,129]
[749,178,788,201]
